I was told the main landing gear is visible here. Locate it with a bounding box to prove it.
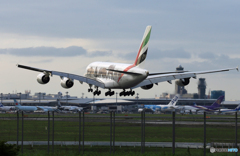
[119,89,135,96]
[105,89,115,96]
[88,86,101,96]
[93,87,101,96]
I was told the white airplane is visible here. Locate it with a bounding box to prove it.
[57,100,83,112]
[138,94,179,112]
[14,99,58,112]
[178,95,224,114]
[17,26,238,97]
[216,104,240,114]
[0,102,15,112]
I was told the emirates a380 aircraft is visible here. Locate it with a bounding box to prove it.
[17,26,238,97]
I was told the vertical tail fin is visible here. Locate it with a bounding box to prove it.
[211,95,224,107]
[0,102,3,107]
[134,26,152,67]
[13,99,21,106]
[168,94,180,106]
[235,104,240,110]
[57,99,62,107]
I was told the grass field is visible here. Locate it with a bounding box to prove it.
[15,145,238,156]
[0,114,239,143]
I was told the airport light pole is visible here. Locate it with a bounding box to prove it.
[18,93,22,105]
[39,92,41,106]
[136,93,139,105]
[116,92,118,106]
[66,92,68,105]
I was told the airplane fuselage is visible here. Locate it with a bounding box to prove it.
[84,62,149,89]
[15,106,37,112]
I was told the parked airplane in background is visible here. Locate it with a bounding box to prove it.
[14,99,58,112]
[0,102,15,112]
[17,26,238,97]
[216,104,240,114]
[57,100,83,112]
[138,94,179,112]
[178,95,224,114]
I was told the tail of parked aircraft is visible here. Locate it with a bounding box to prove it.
[168,94,180,106]
[235,104,240,110]
[134,26,152,68]
[211,95,224,107]
[57,99,62,107]
[0,102,3,107]
[13,99,21,106]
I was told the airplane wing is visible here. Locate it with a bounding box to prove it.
[36,106,48,112]
[17,64,105,89]
[131,67,238,89]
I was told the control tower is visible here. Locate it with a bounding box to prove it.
[198,78,206,99]
[175,65,187,95]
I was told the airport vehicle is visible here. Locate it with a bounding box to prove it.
[17,26,238,97]
[57,100,83,112]
[178,95,224,114]
[14,99,58,112]
[216,104,240,114]
[0,102,15,112]
[138,94,179,112]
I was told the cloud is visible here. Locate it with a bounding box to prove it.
[0,46,112,57]
[198,52,217,59]
[87,51,113,57]
[119,49,191,60]
[28,59,53,63]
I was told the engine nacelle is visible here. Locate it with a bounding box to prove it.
[175,78,190,86]
[61,77,74,89]
[141,84,153,90]
[37,73,50,84]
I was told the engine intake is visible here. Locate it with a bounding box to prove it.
[141,84,153,90]
[175,78,190,86]
[37,73,50,84]
[61,77,74,89]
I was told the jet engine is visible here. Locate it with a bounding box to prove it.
[37,73,50,84]
[141,84,153,90]
[61,77,74,89]
[175,78,190,86]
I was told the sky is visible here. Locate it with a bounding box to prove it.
[0,1,239,100]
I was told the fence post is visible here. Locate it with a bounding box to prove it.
[110,111,112,154]
[143,109,145,153]
[141,111,143,154]
[235,112,237,156]
[113,111,115,154]
[82,111,84,155]
[52,111,54,153]
[48,111,50,154]
[204,112,206,156]
[17,111,19,146]
[21,111,23,154]
[79,111,81,153]
[172,111,175,155]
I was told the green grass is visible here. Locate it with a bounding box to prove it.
[0,119,239,143]
[18,146,238,156]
